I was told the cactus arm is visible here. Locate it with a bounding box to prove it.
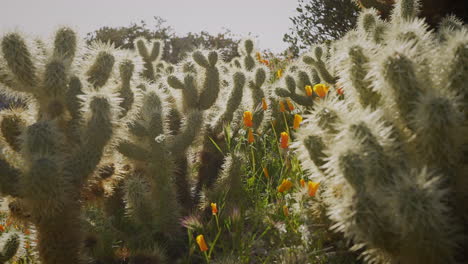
[65,97,113,188]
[149,41,162,61]
[0,157,20,197]
[117,141,150,161]
[240,39,256,71]
[303,135,328,172]
[136,39,155,81]
[194,51,221,110]
[1,33,37,89]
[128,121,148,137]
[249,68,267,129]
[275,75,314,107]
[143,92,165,139]
[86,51,115,89]
[135,39,164,82]
[347,45,381,108]
[167,75,199,110]
[303,48,337,84]
[0,234,20,264]
[213,72,246,132]
[53,27,77,65]
[117,60,135,118]
[1,113,25,152]
[41,59,67,99]
[381,53,422,125]
[169,110,203,154]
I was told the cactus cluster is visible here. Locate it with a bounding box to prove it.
[293,0,468,263]
[0,27,143,264]
[0,0,466,263]
[0,25,277,262]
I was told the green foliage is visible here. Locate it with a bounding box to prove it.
[284,0,360,56]
[86,17,240,64]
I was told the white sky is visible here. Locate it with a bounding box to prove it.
[0,0,298,53]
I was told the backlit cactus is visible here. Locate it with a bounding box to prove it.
[0,233,19,263]
[294,0,468,263]
[0,28,138,264]
[0,0,466,263]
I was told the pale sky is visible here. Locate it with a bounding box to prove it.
[0,0,298,53]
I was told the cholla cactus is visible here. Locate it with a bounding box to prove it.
[135,38,165,82]
[303,45,337,84]
[294,0,468,263]
[93,46,250,261]
[275,72,316,107]
[0,233,19,263]
[0,28,139,264]
[238,39,257,71]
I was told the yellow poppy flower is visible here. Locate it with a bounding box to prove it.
[305,85,313,96]
[196,234,209,252]
[278,179,293,193]
[283,205,289,216]
[277,69,283,78]
[256,52,262,61]
[293,114,302,130]
[313,84,329,98]
[308,181,320,197]
[211,203,218,215]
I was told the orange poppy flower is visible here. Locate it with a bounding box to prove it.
[313,84,329,98]
[243,111,253,127]
[280,132,289,149]
[262,98,268,111]
[300,179,306,187]
[337,87,344,95]
[279,101,286,112]
[286,99,295,111]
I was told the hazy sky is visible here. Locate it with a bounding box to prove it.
[0,0,298,52]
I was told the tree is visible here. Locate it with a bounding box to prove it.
[86,17,240,63]
[284,0,360,56]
